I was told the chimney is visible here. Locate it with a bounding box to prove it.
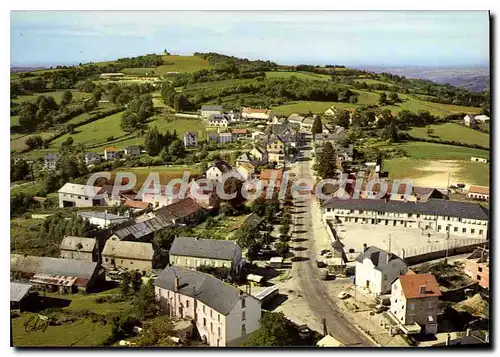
[419,285,426,295]
[445,334,451,346]
[174,276,180,292]
[466,328,471,337]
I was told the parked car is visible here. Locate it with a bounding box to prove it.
[374,304,388,313]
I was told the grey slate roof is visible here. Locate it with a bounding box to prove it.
[355,246,405,271]
[201,105,223,111]
[102,240,154,261]
[210,160,233,174]
[323,198,489,220]
[78,211,130,222]
[154,266,254,315]
[60,236,96,253]
[11,282,33,302]
[170,236,241,261]
[11,254,98,279]
[113,214,174,240]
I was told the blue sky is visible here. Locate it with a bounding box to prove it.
[11,11,490,67]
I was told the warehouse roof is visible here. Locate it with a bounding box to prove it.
[170,236,241,261]
[58,183,104,197]
[60,236,96,253]
[355,246,405,271]
[323,198,489,220]
[154,266,257,315]
[102,240,154,261]
[10,282,33,303]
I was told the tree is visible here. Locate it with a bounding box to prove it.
[311,116,323,135]
[153,227,177,250]
[83,98,98,112]
[133,316,175,347]
[378,92,387,105]
[389,91,399,103]
[25,135,44,149]
[60,90,73,107]
[275,242,290,257]
[145,126,163,156]
[244,312,297,347]
[130,271,142,294]
[120,271,132,296]
[314,142,338,179]
[134,279,157,319]
[332,108,350,129]
[426,127,434,137]
[11,159,31,182]
[92,89,103,102]
[235,227,262,260]
[168,139,185,158]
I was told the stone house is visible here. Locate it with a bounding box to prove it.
[60,236,97,262]
[101,240,155,276]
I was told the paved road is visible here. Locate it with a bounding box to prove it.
[288,147,374,347]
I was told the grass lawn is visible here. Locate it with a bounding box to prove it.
[272,101,336,116]
[191,213,248,240]
[155,55,211,74]
[11,115,19,126]
[386,96,482,117]
[265,71,330,81]
[455,162,490,187]
[65,105,124,126]
[408,122,490,148]
[377,141,490,160]
[12,90,92,105]
[353,78,397,87]
[11,132,54,152]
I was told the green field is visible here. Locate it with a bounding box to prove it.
[353,78,398,87]
[377,141,489,160]
[121,67,156,75]
[155,55,212,74]
[12,90,92,104]
[272,101,337,115]
[11,132,54,152]
[113,164,204,187]
[408,123,489,148]
[265,71,331,81]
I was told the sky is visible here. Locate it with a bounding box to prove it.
[10,11,490,68]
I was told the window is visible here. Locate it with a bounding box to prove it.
[211,322,213,332]
[437,225,441,231]
[416,214,420,218]
[241,298,246,308]
[203,318,206,327]
[478,267,483,273]
[78,196,81,199]
[105,258,108,262]
[463,228,467,233]
[471,229,475,234]
[186,300,190,308]
[218,327,221,336]
[480,230,484,235]
[242,311,246,321]
[241,324,246,336]
[130,261,133,264]
[477,275,481,281]
[203,305,206,313]
[218,314,221,322]
[454,227,458,232]
[210,310,213,318]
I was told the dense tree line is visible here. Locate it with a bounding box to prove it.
[195,52,278,73]
[115,54,164,68]
[120,94,155,133]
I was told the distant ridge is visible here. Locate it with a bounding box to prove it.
[11,66,47,73]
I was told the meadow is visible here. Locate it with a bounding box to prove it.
[12,90,92,105]
[377,141,489,161]
[155,55,212,74]
[408,122,490,148]
[265,71,330,81]
[272,101,337,115]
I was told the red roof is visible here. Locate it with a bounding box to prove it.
[158,197,204,219]
[260,169,283,181]
[398,273,442,299]
[231,128,249,134]
[123,199,151,210]
[469,185,489,195]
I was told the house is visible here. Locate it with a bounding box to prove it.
[259,169,283,188]
[140,184,180,209]
[201,105,224,118]
[123,199,152,213]
[235,152,254,166]
[470,156,488,163]
[156,197,207,225]
[104,147,119,160]
[354,246,408,296]
[287,113,305,125]
[184,132,198,147]
[231,128,249,139]
[77,211,130,229]
[169,236,243,273]
[11,282,34,311]
[360,183,447,202]
[249,146,268,165]
[322,198,489,238]
[241,107,274,122]
[390,272,442,335]
[251,131,267,142]
[208,132,219,142]
[464,114,477,128]
[100,72,125,79]
[84,152,101,166]
[300,117,315,131]
[316,335,345,347]
[266,137,285,166]
[474,115,490,123]
[464,248,489,289]
[44,153,58,170]
[109,214,175,242]
[58,183,106,208]
[236,162,255,181]
[10,254,104,293]
[60,236,97,262]
[467,185,489,201]
[101,240,154,276]
[124,145,141,158]
[154,266,261,346]
[208,114,230,127]
[218,132,233,144]
[206,160,233,183]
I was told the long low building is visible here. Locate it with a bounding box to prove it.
[322,198,489,238]
[10,254,104,293]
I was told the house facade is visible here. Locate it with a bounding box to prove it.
[249,146,268,165]
[236,163,255,181]
[266,138,285,166]
[464,114,477,128]
[390,273,442,335]
[208,114,230,127]
[170,236,243,273]
[124,146,141,158]
[84,152,101,166]
[154,266,261,347]
[58,183,106,208]
[464,249,489,289]
[218,133,233,144]
[206,160,234,183]
[104,147,119,160]
[355,246,408,295]
[44,153,58,170]
[60,236,97,262]
[241,107,274,122]
[467,186,489,201]
[322,198,489,239]
[101,240,154,276]
[184,132,198,147]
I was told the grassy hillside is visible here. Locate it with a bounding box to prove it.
[12,90,92,105]
[265,71,330,81]
[377,141,489,160]
[273,101,336,115]
[408,122,489,148]
[156,55,211,74]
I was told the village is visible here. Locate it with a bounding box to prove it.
[11,102,490,348]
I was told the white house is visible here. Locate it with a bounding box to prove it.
[354,246,408,296]
[208,132,219,142]
[464,114,477,127]
[58,183,106,208]
[471,156,488,163]
[390,272,442,335]
[169,236,243,273]
[104,147,119,161]
[184,132,198,147]
[206,160,234,183]
[84,152,101,166]
[154,266,261,347]
[44,153,58,170]
[124,146,141,158]
[201,105,224,118]
[467,186,489,201]
[236,163,255,181]
[77,211,130,229]
[218,132,233,144]
[474,114,490,123]
[241,107,274,122]
[322,198,489,239]
[208,114,230,127]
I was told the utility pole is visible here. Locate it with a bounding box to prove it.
[444,225,450,264]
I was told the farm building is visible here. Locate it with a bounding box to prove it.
[60,236,98,262]
[471,156,488,163]
[77,210,131,229]
[200,105,224,118]
[10,254,104,293]
[10,282,35,311]
[58,183,106,208]
[101,240,155,276]
[467,186,490,201]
